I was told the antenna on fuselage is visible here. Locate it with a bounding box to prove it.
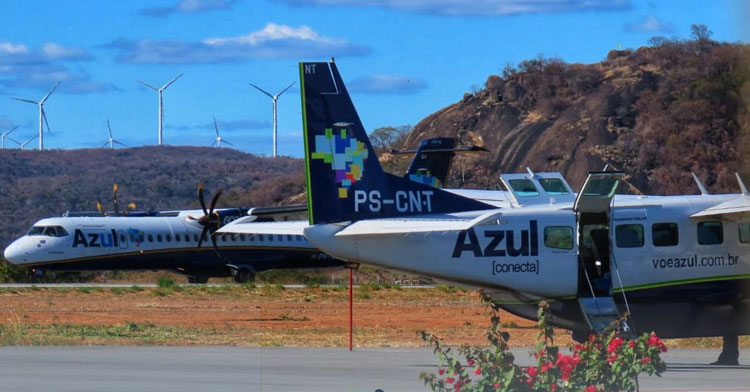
[526,167,536,178]
[691,173,710,195]
[735,172,749,196]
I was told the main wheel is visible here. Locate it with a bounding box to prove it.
[233,268,255,283]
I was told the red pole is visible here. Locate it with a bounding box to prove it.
[349,267,353,351]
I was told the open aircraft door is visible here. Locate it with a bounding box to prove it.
[573,172,629,333]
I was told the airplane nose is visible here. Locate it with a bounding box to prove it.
[3,241,26,264]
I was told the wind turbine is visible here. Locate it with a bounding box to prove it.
[249,81,295,157]
[103,119,126,149]
[137,73,183,145]
[20,134,38,150]
[211,117,233,148]
[12,81,60,150]
[1,125,18,149]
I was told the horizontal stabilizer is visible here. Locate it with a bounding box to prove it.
[334,209,500,236]
[690,196,750,218]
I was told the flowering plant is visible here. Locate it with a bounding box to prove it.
[419,293,666,391]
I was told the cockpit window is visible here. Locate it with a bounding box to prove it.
[538,178,569,195]
[508,179,540,196]
[27,225,68,237]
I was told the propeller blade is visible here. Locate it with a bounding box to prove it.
[161,73,184,90]
[208,189,223,215]
[96,201,104,214]
[128,202,137,210]
[198,184,207,215]
[40,81,61,104]
[249,83,274,99]
[137,80,159,91]
[112,184,120,216]
[276,81,296,98]
[210,231,220,257]
[197,225,209,250]
[12,97,38,105]
[42,109,51,133]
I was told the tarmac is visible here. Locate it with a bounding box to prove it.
[0,347,747,392]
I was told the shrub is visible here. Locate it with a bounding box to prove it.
[157,276,175,288]
[419,294,666,391]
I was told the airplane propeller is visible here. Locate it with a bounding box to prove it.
[188,184,223,255]
[96,184,136,216]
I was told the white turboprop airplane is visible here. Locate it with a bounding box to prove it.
[3,138,482,283]
[244,60,749,345]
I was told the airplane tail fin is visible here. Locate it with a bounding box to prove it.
[300,60,493,224]
[397,137,488,187]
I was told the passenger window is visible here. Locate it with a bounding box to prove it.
[148,234,154,242]
[615,224,644,248]
[544,226,574,249]
[166,235,171,242]
[120,234,126,242]
[739,223,750,244]
[220,234,227,242]
[698,221,723,245]
[508,179,539,196]
[287,235,293,241]
[157,234,163,242]
[175,234,181,242]
[269,235,274,242]
[240,234,246,241]
[194,234,199,242]
[258,234,264,242]
[652,223,678,247]
[538,178,569,195]
[277,235,283,242]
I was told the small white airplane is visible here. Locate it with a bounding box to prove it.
[3,139,481,283]
[290,60,750,345]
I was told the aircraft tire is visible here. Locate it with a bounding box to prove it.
[233,267,255,284]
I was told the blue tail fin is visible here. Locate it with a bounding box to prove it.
[300,60,493,224]
[398,137,488,187]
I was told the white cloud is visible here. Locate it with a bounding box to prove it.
[347,74,427,95]
[140,0,238,17]
[624,15,676,33]
[274,0,632,16]
[103,23,369,64]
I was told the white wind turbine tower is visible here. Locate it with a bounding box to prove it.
[103,119,126,149]
[20,134,38,150]
[1,125,18,149]
[249,81,295,157]
[12,81,60,150]
[211,117,233,148]
[137,73,183,145]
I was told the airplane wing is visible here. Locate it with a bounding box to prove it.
[690,195,750,219]
[217,218,309,235]
[247,204,308,221]
[334,209,502,236]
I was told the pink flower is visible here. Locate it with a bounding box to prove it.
[541,362,554,373]
[438,368,445,375]
[525,366,538,379]
[647,333,668,352]
[467,359,475,366]
[585,385,597,392]
[474,367,481,375]
[641,357,651,364]
[555,354,581,381]
[446,377,455,384]
[493,383,500,388]
[574,343,586,352]
[628,341,636,349]
[608,353,618,364]
[551,384,558,391]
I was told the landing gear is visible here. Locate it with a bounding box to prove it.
[711,335,740,365]
[187,275,209,284]
[232,267,256,284]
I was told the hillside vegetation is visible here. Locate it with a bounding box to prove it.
[0,146,304,247]
[401,27,750,195]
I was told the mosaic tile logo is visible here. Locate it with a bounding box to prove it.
[311,127,368,198]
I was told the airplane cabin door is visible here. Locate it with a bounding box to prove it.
[573,172,623,297]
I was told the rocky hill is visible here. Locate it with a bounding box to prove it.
[401,34,750,195]
[0,146,304,247]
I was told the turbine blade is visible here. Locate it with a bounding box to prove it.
[249,83,273,99]
[276,81,296,98]
[211,140,217,147]
[161,73,184,90]
[42,109,51,133]
[102,141,109,147]
[114,140,127,147]
[213,116,220,137]
[136,80,159,91]
[12,98,38,104]
[40,81,61,104]
[4,125,18,136]
[7,137,20,145]
[223,140,234,146]
[107,119,113,138]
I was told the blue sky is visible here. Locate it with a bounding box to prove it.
[0,0,747,156]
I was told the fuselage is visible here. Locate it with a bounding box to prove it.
[304,192,750,338]
[4,211,339,280]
